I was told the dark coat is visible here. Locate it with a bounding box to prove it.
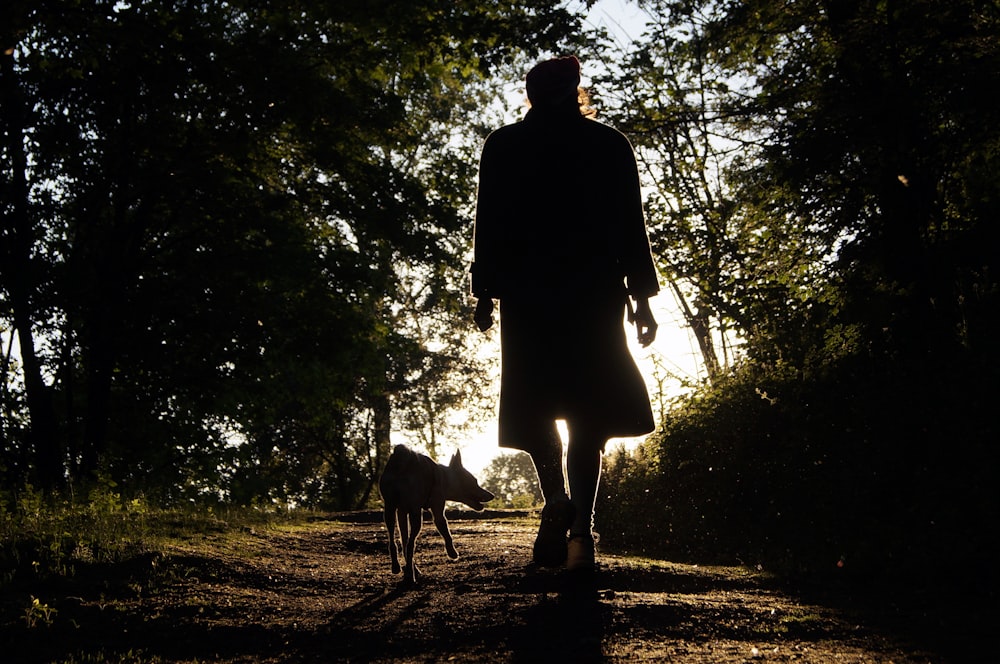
[472,105,660,449]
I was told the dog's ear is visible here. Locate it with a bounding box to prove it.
[450,450,463,468]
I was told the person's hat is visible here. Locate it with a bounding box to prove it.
[525,55,581,107]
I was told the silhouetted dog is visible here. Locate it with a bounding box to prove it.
[378,444,494,585]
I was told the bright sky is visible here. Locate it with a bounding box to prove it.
[582,0,651,45]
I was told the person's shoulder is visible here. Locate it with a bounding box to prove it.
[485,120,529,142]
[580,118,636,155]
[582,118,632,144]
[481,121,533,158]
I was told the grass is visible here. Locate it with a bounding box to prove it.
[0,482,322,664]
[0,481,306,591]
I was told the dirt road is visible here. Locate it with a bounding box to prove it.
[3,511,983,662]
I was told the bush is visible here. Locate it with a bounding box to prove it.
[595,442,668,556]
[601,352,999,594]
[0,480,149,586]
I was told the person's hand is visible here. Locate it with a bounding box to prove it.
[474,298,495,332]
[633,297,657,347]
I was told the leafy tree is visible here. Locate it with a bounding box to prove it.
[480,451,542,508]
[0,0,584,503]
[589,0,999,377]
[600,0,1000,587]
[700,0,1000,366]
[586,2,751,382]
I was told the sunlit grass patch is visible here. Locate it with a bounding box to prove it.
[53,650,165,663]
[0,483,308,588]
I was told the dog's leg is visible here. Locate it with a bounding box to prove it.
[431,505,459,560]
[402,509,423,584]
[397,508,411,580]
[383,504,401,574]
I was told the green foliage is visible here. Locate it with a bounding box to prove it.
[592,0,1000,377]
[588,0,999,596]
[54,652,163,664]
[0,483,301,590]
[618,352,999,590]
[716,0,1000,367]
[22,595,57,628]
[0,0,582,503]
[595,441,668,556]
[0,482,149,586]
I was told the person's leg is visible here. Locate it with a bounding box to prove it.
[565,420,604,537]
[527,421,575,566]
[528,421,567,503]
[565,419,606,571]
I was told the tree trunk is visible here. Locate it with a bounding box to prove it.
[79,307,115,480]
[670,280,720,382]
[355,392,392,510]
[1,46,63,490]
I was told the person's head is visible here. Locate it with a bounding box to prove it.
[525,55,594,117]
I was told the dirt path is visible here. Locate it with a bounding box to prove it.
[2,511,982,662]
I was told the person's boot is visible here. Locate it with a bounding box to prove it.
[566,532,597,572]
[532,498,575,566]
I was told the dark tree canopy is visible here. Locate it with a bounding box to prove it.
[1,0,584,504]
[585,0,999,587]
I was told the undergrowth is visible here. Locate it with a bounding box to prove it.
[0,479,301,589]
[0,483,312,664]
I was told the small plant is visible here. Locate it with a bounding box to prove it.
[23,596,58,628]
[56,649,164,663]
[0,479,156,588]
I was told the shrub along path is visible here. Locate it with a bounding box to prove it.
[1,510,985,662]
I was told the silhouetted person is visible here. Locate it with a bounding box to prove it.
[471,55,659,571]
